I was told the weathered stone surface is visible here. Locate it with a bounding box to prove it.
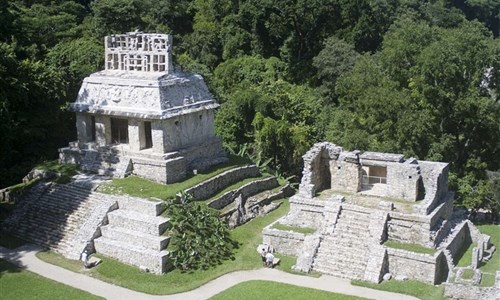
[263,142,494,286]
[184,165,259,200]
[59,32,226,184]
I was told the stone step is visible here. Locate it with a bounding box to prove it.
[313,265,365,280]
[315,250,368,266]
[317,242,368,255]
[100,225,169,251]
[94,237,169,274]
[106,210,169,235]
[331,230,369,241]
[116,197,166,216]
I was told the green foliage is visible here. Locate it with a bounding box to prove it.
[211,280,368,300]
[37,199,291,295]
[165,192,237,271]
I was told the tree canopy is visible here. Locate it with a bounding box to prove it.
[0,0,499,213]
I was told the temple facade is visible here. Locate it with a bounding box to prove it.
[59,32,226,183]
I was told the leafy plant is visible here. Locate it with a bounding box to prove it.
[165,192,238,271]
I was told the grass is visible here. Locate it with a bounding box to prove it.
[456,242,475,267]
[480,273,495,287]
[477,224,500,274]
[38,199,291,295]
[210,280,368,300]
[461,268,475,280]
[352,279,445,300]
[97,154,252,200]
[275,254,321,277]
[384,240,435,255]
[271,223,316,234]
[0,259,102,300]
[0,232,26,249]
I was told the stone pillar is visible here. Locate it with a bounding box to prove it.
[95,115,111,146]
[151,120,165,153]
[128,119,141,152]
[75,113,92,143]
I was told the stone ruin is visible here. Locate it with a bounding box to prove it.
[59,32,226,183]
[263,142,498,297]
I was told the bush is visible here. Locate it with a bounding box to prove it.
[165,192,238,271]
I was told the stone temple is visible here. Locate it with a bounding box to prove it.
[59,32,226,183]
[263,142,496,295]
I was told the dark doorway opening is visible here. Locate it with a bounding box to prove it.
[144,121,153,149]
[111,118,128,144]
[91,116,96,141]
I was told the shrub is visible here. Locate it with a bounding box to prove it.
[165,192,238,271]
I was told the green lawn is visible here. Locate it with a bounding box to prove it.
[352,279,445,300]
[384,241,436,255]
[97,155,252,200]
[210,280,368,300]
[38,199,291,295]
[456,242,475,267]
[271,223,316,234]
[0,259,102,300]
[477,224,500,274]
[461,268,474,279]
[275,254,321,277]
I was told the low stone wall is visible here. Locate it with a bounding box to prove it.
[185,165,259,200]
[386,248,447,284]
[444,271,500,300]
[443,221,472,264]
[262,224,307,256]
[207,177,278,209]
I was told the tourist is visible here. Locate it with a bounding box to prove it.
[81,249,89,268]
[261,248,267,267]
[265,250,274,268]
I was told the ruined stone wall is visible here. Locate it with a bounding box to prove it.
[298,142,342,198]
[262,226,306,256]
[443,221,472,264]
[386,248,444,284]
[330,160,360,193]
[385,161,421,201]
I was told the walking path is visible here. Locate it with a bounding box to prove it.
[1,244,418,300]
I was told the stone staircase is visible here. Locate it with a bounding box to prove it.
[3,181,117,259]
[312,206,372,279]
[94,197,171,274]
[81,147,132,178]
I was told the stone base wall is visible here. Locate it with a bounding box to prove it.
[386,248,447,284]
[443,221,472,265]
[262,225,307,256]
[132,156,186,184]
